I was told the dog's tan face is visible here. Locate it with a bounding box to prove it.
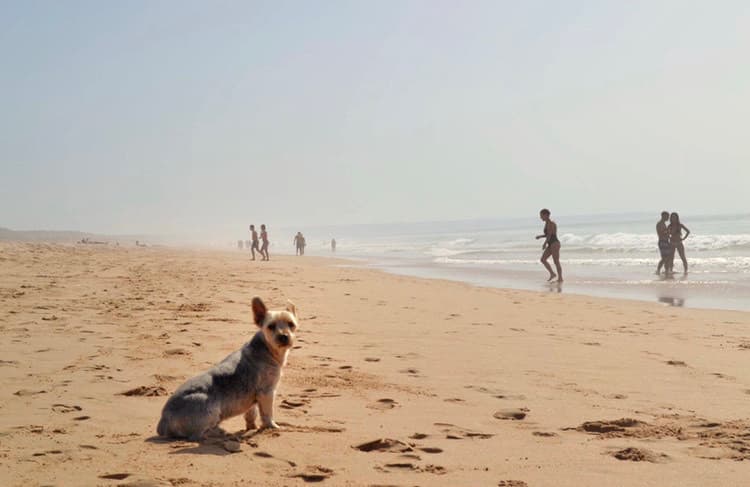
[252,297,298,356]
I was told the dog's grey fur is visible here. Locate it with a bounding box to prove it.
[156,296,297,440]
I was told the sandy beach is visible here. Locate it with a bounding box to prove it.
[2,242,749,487]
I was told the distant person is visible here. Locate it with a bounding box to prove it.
[294,232,304,256]
[668,212,690,274]
[535,208,563,282]
[331,238,336,252]
[300,233,306,255]
[249,225,260,261]
[655,211,671,275]
[260,224,270,261]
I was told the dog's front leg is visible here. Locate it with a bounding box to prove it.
[244,404,258,430]
[257,392,279,429]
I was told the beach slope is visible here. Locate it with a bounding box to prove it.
[1,243,749,486]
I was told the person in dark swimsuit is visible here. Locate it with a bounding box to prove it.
[260,224,270,261]
[535,208,563,282]
[668,212,690,274]
[249,224,260,261]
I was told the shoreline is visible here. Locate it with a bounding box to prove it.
[320,252,750,313]
[2,242,750,486]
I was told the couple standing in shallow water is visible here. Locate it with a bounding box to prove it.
[656,211,690,276]
[536,208,563,282]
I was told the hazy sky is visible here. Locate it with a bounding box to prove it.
[1,1,748,237]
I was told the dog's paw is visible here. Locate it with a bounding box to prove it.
[245,422,258,431]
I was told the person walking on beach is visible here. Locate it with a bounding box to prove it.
[535,208,563,282]
[249,225,260,261]
[668,212,690,274]
[655,211,671,275]
[294,232,304,256]
[260,224,270,261]
[331,238,336,252]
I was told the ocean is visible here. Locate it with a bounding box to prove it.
[285,212,750,311]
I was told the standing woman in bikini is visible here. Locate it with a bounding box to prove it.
[668,212,690,274]
[260,224,270,261]
[535,208,563,282]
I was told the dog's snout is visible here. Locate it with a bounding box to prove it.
[277,334,290,346]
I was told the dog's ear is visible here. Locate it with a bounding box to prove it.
[251,296,267,327]
[286,300,297,318]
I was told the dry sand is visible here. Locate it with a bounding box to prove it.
[1,242,749,486]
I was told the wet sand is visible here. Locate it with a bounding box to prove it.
[1,242,750,486]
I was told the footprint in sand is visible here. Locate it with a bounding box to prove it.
[364,357,380,362]
[611,447,669,463]
[493,408,529,421]
[99,473,132,480]
[419,447,443,454]
[494,393,527,400]
[532,431,558,437]
[14,389,47,396]
[399,368,420,377]
[376,462,416,472]
[376,462,447,475]
[163,348,190,357]
[606,393,628,400]
[280,398,310,410]
[119,385,168,397]
[289,465,334,483]
[353,438,413,453]
[367,398,398,411]
[435,423,493,440]
[666,360,687,367]
[444,398,465,403]
[711,372,735,380]
[498,481,528,487]
[52,404,82,413]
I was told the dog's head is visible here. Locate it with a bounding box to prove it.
[251,296,298,360]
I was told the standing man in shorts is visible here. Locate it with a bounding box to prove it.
[655,211,671,276]
[249,225,260,261]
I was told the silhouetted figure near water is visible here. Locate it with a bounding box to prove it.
[535,208,563,282]
[294,232,306,256]
[656,211,671,275]
[668,212,690,274]
[260,224,270,261]
[249,225,260,260]
[331,238,336,252]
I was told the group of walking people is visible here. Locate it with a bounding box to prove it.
[248,224,270,261]
[656,211,690,276]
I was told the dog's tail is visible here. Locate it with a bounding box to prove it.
[156,416,168,437]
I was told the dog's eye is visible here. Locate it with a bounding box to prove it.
[288,322,296,330]
[268,323,276,331]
